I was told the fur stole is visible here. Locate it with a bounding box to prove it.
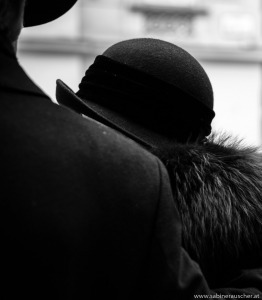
[151,133,262,287]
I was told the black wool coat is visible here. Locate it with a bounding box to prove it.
[0,33,212,299]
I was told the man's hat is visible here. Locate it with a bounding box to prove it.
[56,38,215,149]
[24,0,78,27]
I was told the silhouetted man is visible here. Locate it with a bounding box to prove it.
[0,2,215,300]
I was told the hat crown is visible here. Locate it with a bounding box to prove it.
[103,38,214,111]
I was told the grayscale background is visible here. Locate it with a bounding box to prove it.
[18,0,262,146]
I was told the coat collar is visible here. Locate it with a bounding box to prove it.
[151,133,262,286]
[0,32,51,101]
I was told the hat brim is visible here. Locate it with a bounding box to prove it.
[24,0,78,27]
[56,79,178,149]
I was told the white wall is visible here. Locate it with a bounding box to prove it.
[18,0,262,146]
[18,54,83,102]
[203,61,262,146]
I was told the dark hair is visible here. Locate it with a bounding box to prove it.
[0,0,14,30]
[0,0,24,39]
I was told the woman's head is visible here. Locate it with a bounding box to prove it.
[103,38,214,113]
[102,39,214,143]
[57,38,215,149]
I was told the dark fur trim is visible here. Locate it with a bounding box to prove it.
[152,133,262,286]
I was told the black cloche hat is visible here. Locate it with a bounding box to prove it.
[57,38,215,149]
[24,0,78,27]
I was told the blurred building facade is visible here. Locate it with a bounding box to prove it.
[18,0,262,145]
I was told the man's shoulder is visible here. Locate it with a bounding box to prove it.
[45,100,156,158]
[2,93,167,200]
[58,106,164,187]
[56,105,172,207]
